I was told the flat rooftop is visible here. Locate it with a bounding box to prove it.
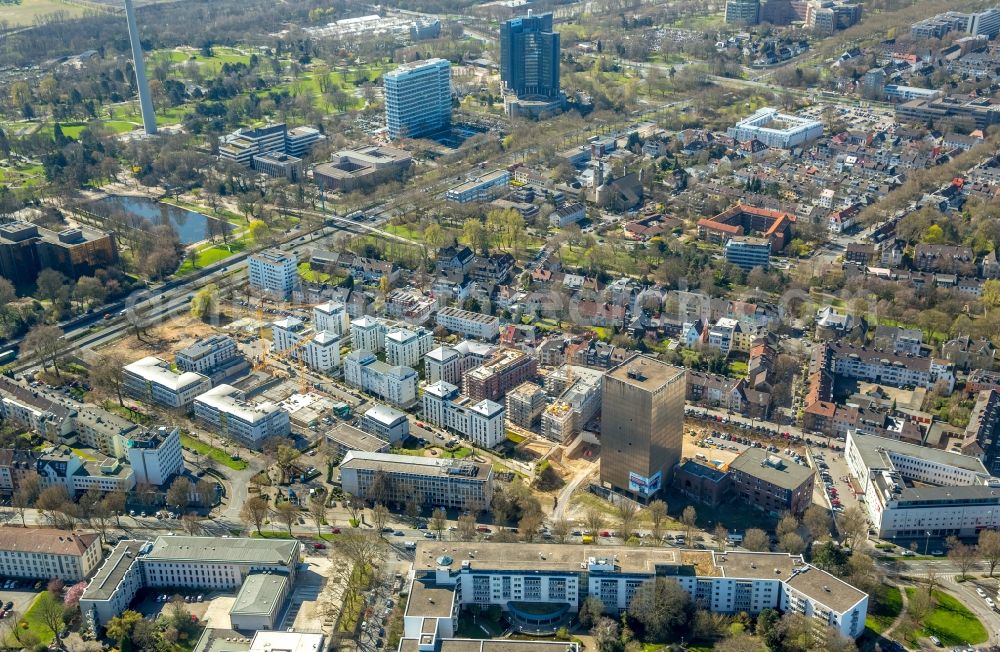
[124,357,209,391]
[340,452,491,480]
[144,536,297,566]
[850,431,987,474]
[729,448,814,490]
[230,572,289,617]
[401,641,580,652]
[81,539,148,601]
[606,354,685,390]
[326,423,389,453]
[406,576,457,618]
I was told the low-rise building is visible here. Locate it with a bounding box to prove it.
[360,405,410,443]
[313,146,412,191]
[80,540,147,629]
[0,377,75,441]
[0,528,102,582]
[446,170,511,203]
[123,356,212,409]
[229,571,291,631]
[436,307,501,340]
[326,423,390,463]
[193,385,291,449]
[728,448,814,516]
[549,202,586,228]
[727,108,823,149]
[339,451,494,511]
[724,236,771,271]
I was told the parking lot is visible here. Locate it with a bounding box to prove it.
[0,581,44,621]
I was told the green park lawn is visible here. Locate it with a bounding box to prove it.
[13,592,58,646]
[865,586,902,635]
[904,589,987,646]
[180,433,248,470]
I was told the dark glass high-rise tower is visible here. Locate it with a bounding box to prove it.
[500,11,561,101]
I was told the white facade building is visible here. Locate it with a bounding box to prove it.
[174,335,240,375]
[845,430,1000,539]
[193,385,291,449]
[248,249,298,299]
[351,316,387,353]
[386,326,435,368]
[407,543,867,641]
[424,341,496,385]
[122,356,212,409]
[125,425,184,487]
[80,540,147,629]
[727,108,823,149]
[272,317,341,372]
[314,301,351,336]
[343,351,418,408]
[0,528,102,582]
[436,307,501,340]
[422,381,506,448]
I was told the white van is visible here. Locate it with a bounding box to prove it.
[404,541,417,550]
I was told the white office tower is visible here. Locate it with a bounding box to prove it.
[123,0,156,136]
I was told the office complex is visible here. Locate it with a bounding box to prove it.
[0,221,119,286]
[724,236,771,271]
[124,424,184,487]
[726,0,761,24]
[344,351,418,408]
[698,204,795,251]
[446,170,512,203]
[912,8,1000,39]
[406,542,868,639]
[727,108,823,148]
[600,355,685,500]
[436,307,501,340]
[248,249,298,299]
[846,431,1000,539]
[313,146,413,191]
[219,123,320,173]
[728,448,815,515]
[384,58,452,140]
[80,536,299,628]
[425,341,496,385]
[423,381,506,448]
[123,356,212,409]
[463,348,538,403]
[499,12,565,117]
[339,451,494,511]
[0,529,102,582]
[896,95,1000,129]
[193,384,290,449]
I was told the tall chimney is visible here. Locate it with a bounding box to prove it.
[124,0,157,135]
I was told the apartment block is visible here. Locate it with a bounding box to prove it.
[175,335,249,384]
[344,351,418,408]
[0,377,75,441]
[360,404,410,444]
[728,448,815,516]
[505,382,547,429]
[314,300,351,337]
[193,385,290,449]
[436,307,501,340]
[326,422,390,463]
[123,356,212,409]
[463,348,538,403]
[271,317,341,372]
[423,381,506,448]
[386,326,435,368]
[351,316,388,353]
[446,170,512,203]
[125,425,184,487]
[424,341,497,386]
[248,249,298,299]
[727,108,823,148]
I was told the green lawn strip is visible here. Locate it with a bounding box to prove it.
[904,588,987,646]
[179,433,248,470]
[865,585,902,635]
[175,239,248,276]
[14,592,57,646]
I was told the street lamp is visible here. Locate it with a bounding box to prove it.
[924,530,931,555]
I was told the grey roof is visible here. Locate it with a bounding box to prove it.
[230,572,289,617]
[327,423,389,453]
[729,447,813,491]
[850,432,987,474]
[81,540,148,601]
[363,404,407,426]
[897,483,1000,503]
[144,536,298,565]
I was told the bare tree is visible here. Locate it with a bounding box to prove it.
[273,501,300,536]
[803,505,831,542]
[457,513,477,541]
[837,506,868,549]
[89,351,128,406]
[551,517,571,543]
[946,536,978,580]
[372,504,390,536]
[743,528,770,552]
[646,499,668,542]
[980,529,1000,577]
[713,524,729,551]
[308,493,327,539]
[584,509,605,542]
[240,495,270,536]
[12,473,41,527]
[681,505,697,544]
[616,500,640,540]
[431,508,447,539]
